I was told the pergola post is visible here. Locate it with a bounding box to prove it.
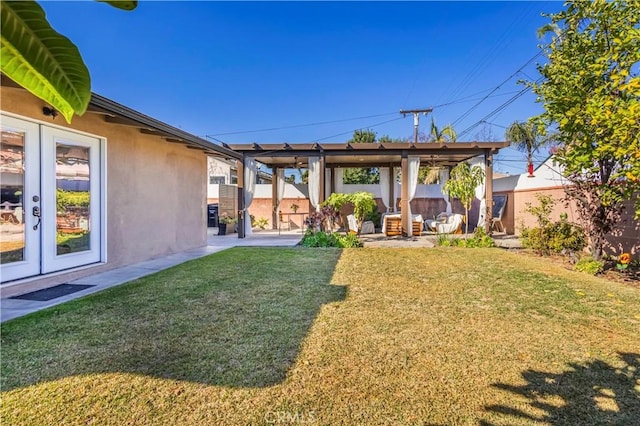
[319,155,326,205]
[329,166,336,194]
[237,157,246,239]
[271,166,278,230]
[484,149,494,235]
[400,152,410,236]
[388,165,395,212]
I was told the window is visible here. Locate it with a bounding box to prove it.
[209,176,225,185]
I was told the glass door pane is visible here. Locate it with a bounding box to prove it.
[56,144,91,255]
[0,130,25,264]
[1,115,41,283]
[41,126,101,274]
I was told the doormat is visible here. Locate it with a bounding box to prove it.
[10,284,95,302]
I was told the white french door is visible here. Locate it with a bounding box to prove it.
[1,115,103,282]
[0,116,41,281]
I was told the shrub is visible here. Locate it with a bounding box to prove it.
[574,256,604,275]
[253,217,269,230]
[436,227,495,248]
[300,230,362,248]
[336,233,364,248]
[321,192,377,233]
[304,205,341,233]
[520,195,586,256]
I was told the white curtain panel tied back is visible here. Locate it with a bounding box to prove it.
[380,167,391,212]
[308,156,321,211]
[470,157,486,228]
[277,168,285,207]
[243,158,258,236]
[407,156,420,236]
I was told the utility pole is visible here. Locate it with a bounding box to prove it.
[400,108,433,143]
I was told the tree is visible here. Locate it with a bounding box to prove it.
[530,0,640,260]
[349,129,377,143]
[442,162,485,235]
[343,129,379,184]
[504,120,547,176]
[429,118,457,143]
[0,1,137,123]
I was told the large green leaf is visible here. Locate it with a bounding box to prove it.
[1,1,90,123]
[98,1,137,11]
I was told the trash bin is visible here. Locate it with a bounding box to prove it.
[207,203,219,227]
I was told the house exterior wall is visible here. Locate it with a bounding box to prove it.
[1,86,207,291]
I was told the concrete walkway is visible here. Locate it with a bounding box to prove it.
[0,229,302,323]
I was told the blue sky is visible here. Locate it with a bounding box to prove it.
[42,1,564,175]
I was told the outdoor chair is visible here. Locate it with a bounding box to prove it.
[347,214,375,235]
[278,211,291,234]
[491,195,508,233]
[427,213,464,234]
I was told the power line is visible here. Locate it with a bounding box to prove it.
[443,2,537,104]
[457,77,542,139]
[315,116,407,142]
[205,112,397,137]
[450,51,544,129]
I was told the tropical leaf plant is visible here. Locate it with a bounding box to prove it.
[0,1,137,123]
[429,118,457,143]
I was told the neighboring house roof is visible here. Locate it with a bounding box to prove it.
[1,74,241,161]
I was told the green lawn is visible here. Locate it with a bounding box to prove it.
[1,247,639,425]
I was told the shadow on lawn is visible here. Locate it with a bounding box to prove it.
[482,352,640,425]
[1,248,347,390]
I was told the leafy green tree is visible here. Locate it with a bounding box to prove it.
[349,129,377,143]
[442,162,485,235]
[504,120,548,176]
[0,1,137,123]
[344,129,379,184]
[530,0,640,260]
[300,169,309,184]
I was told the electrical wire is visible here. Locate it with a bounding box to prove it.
[314,116,407,142]
[205,112,398,137]
[451,52,543,129]
[443,2,537,104]
[457,77,543,139]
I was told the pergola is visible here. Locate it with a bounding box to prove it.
[226,141,510,238]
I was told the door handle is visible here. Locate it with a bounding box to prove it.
[32,206,41,230]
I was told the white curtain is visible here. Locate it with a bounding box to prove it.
[392,167,398,211]
[243,158,258,236]
[380,167,391,212]
[407,156,420,236]
[439,168,452,214]
[471,157,486,228]
[276,168,285,207]
[335,167,344,194]
[308,156,321,210]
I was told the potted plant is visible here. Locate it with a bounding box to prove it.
[291,203,299,213]
[218,213,237,235]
